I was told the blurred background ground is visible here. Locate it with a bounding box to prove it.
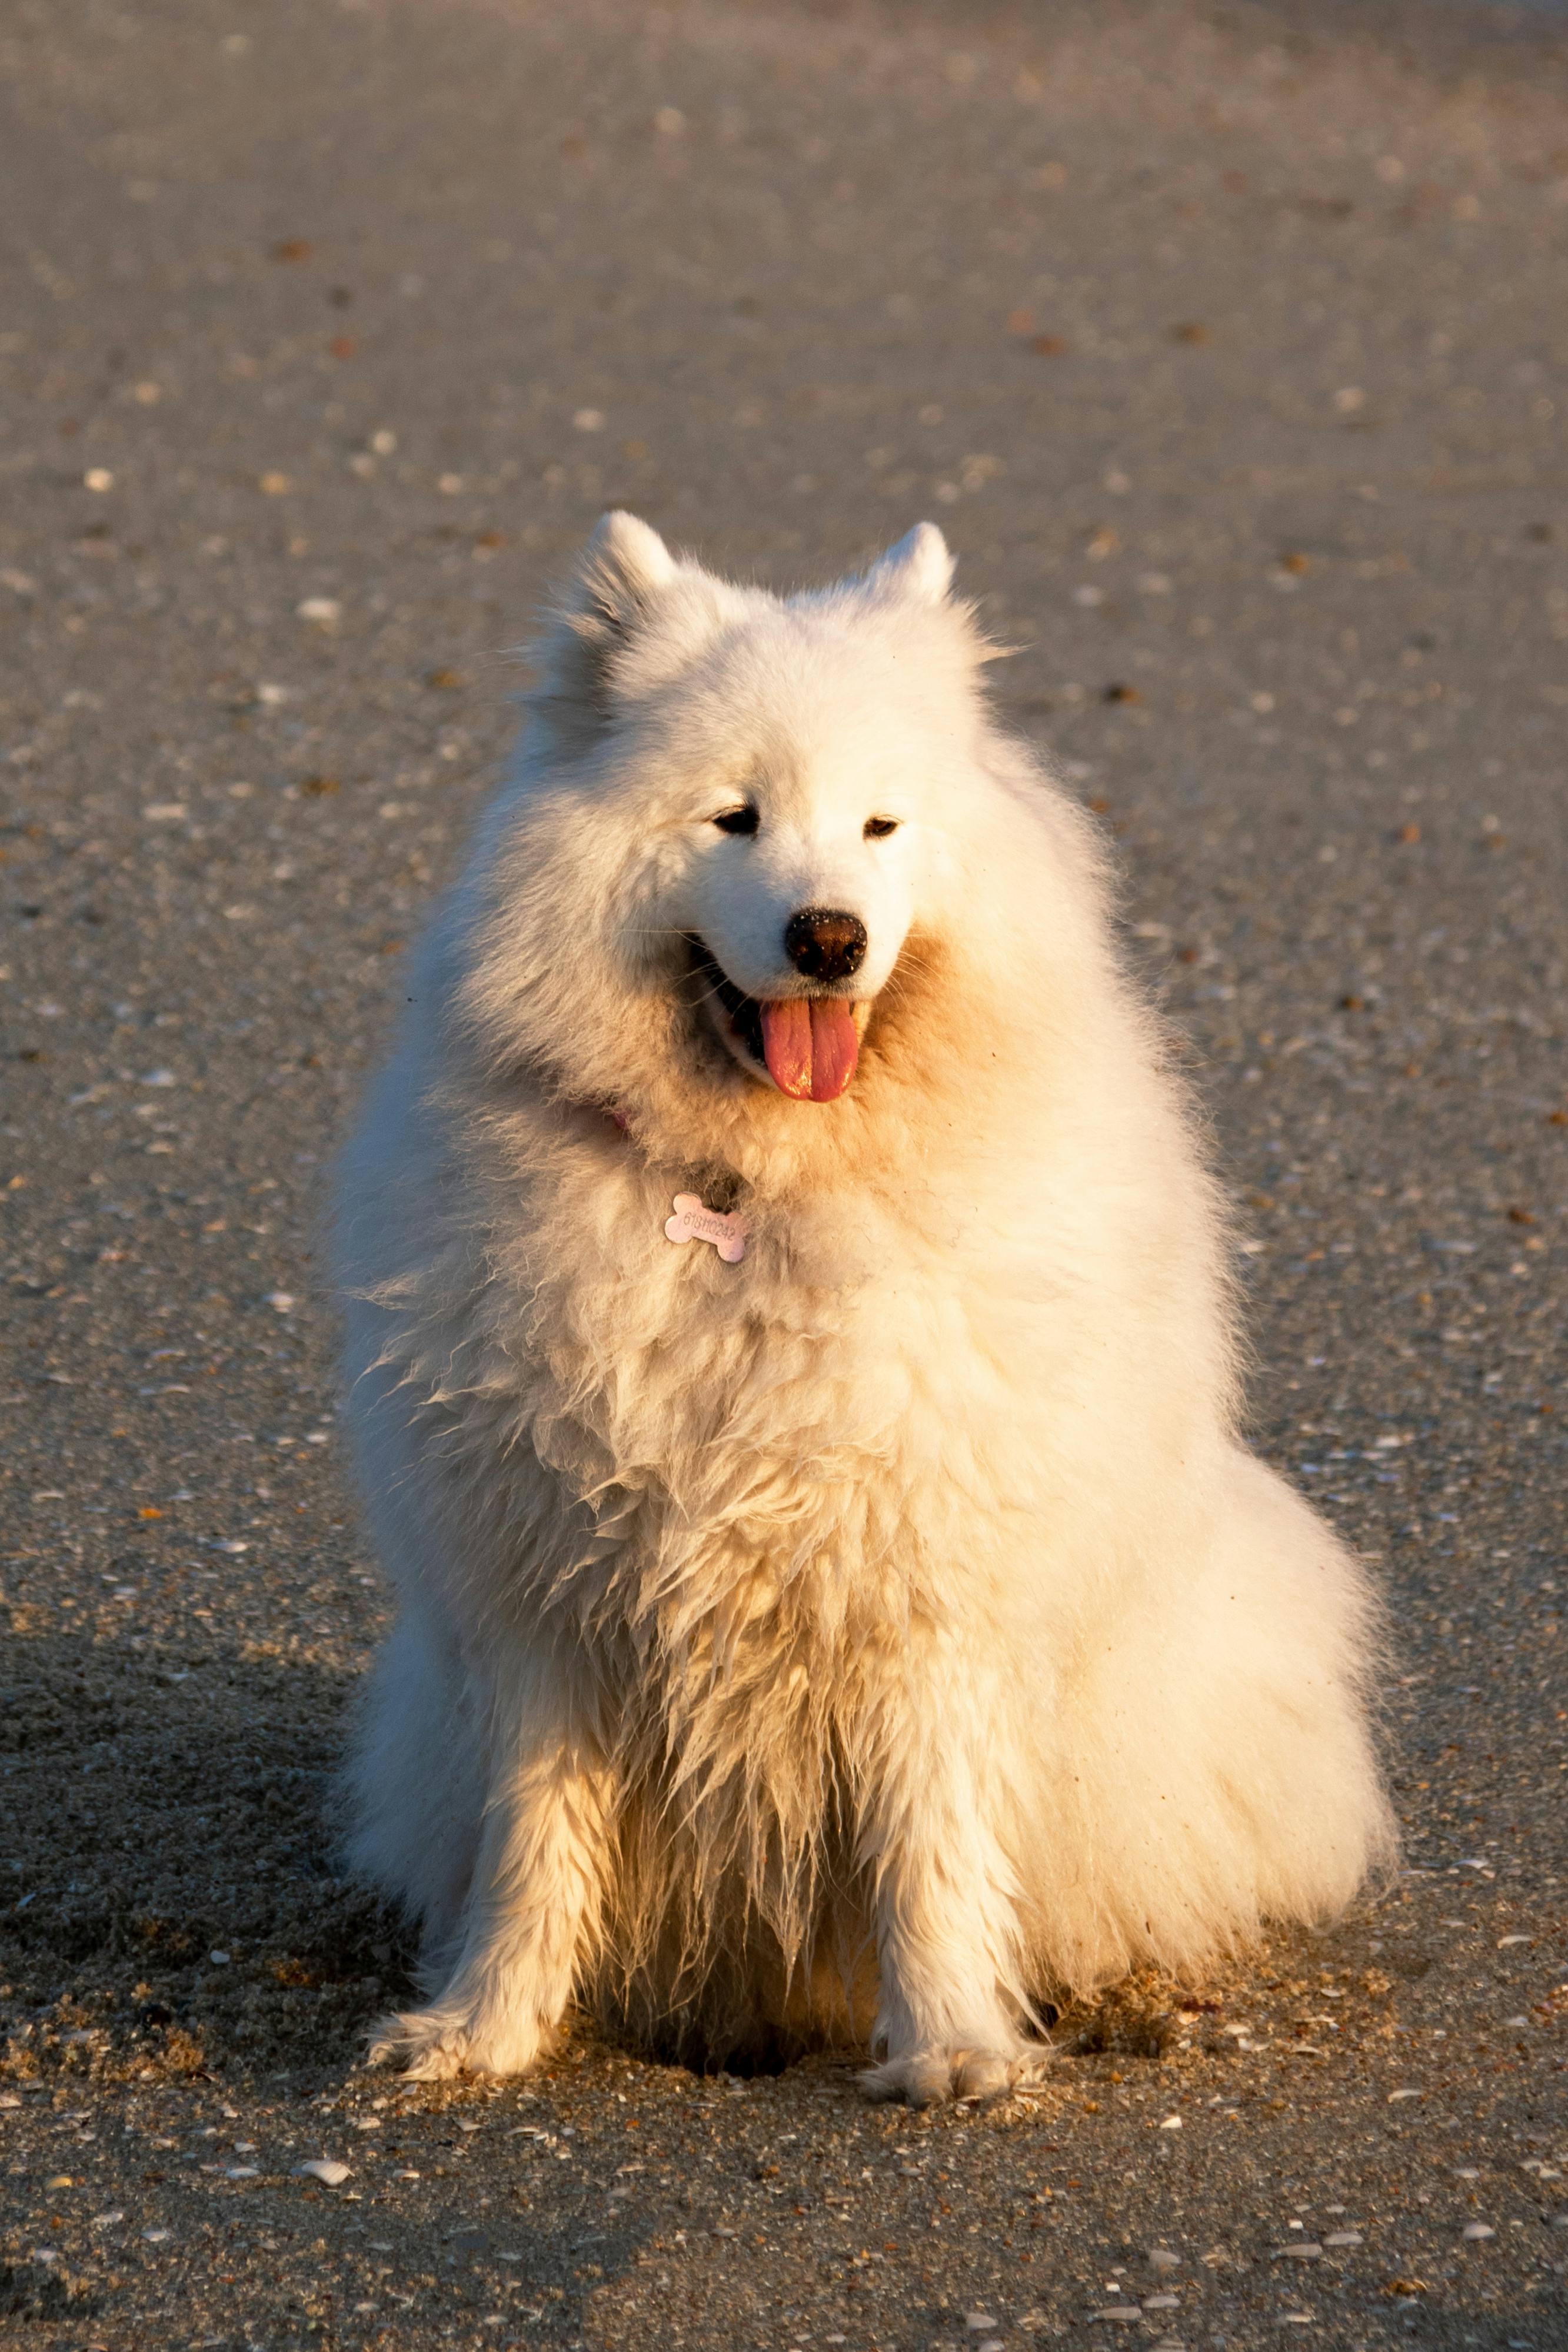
[0,0,1565,2346]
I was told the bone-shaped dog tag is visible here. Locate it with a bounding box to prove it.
[664,1193,747,1263]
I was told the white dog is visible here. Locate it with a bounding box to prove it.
[336,514,1393,2102]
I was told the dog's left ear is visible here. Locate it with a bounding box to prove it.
[861,521,955,607]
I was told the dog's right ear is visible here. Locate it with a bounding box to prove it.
[578,509,680,622]
[531,511,681,726]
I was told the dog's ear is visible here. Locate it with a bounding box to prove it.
[531,511,681,726]
[861,521,955,607]
[578,509,680,623]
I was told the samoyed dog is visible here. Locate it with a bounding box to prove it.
[337,513,1393,2101]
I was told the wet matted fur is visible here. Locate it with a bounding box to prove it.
[335,514,1394,2103]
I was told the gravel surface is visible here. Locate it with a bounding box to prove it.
[2,1,1566,2346]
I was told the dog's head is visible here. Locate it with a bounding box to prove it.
[454,514,1101,1167]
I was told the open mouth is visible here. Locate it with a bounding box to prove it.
[687,938,865,1103]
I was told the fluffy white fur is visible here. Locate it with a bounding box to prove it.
[336,513,1394,2103]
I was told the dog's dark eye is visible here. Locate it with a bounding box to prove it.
[713,806,760,837]
[864,816,899,840]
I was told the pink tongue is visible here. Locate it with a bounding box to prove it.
[758,997,860,1102]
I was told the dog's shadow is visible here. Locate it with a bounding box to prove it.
[0,1626,410,2079]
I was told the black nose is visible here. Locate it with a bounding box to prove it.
[784,907,868,983]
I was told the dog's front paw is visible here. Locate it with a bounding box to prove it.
[365,2006,477,2080]
[365,2003,547,2082]
[860,2042,1050,2108]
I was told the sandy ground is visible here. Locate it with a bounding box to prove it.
[1,1,1566,2346]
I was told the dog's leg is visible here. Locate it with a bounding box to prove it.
[368,1653,613,2081]
[855,1664,1048,2108]
[344,1599,482,1959]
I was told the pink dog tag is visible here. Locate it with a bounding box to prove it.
[665,1193,747,1264]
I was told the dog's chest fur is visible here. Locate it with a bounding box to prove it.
[423,1122,1020,1673]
